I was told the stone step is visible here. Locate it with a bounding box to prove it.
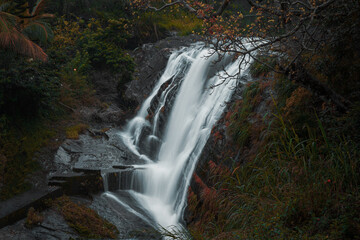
[0,186,63,229]
[50,172,84,181]
[48,180,67,186]
[72,168,101,175]
[48,171,103,196]
[113,165,134,170]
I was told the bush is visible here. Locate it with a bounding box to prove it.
[78,18,134,75]
[0,51,60,119]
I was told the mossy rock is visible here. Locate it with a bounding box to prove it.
[66,124,89,140]
[53,196,119,239]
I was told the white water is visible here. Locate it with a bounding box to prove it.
[111,42,253,230]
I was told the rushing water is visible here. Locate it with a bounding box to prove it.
[103,42,253,231]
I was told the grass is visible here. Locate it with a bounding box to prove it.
[187,79,360,239]
[157,14,203,36]
[137,10,203,38]
[227,81,262,148]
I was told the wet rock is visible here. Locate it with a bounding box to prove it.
[91,192,161,239]
[0,209,79,240]
[103,168,144,192]
[113,165,135,170]
[53,129,144,173]
[126,35,202,104]
[48,171,103,196]
[0,186,63,228]
[90,71,121,104]
[79,104,126,127]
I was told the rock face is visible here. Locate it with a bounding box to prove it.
[0,209,79,240]
[126,35,202,104]
[53,128,143,174]
[0,186,63,228]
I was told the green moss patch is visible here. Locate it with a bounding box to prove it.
[66,124,89,139]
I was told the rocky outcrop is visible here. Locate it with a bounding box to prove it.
[0,186,63,228]
[126,35,202,104]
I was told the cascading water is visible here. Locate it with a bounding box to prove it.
[103,42,253,231]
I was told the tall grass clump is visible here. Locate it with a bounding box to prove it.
[187,76,360,239]
[192,110,360,239]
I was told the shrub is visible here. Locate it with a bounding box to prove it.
[0,51,60,119]
[78,18,135,76]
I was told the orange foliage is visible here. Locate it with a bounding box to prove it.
[283,86,312,117]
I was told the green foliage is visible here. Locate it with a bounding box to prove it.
[189,79,360,239]
[66,123,89,139]
[227,82,261,148]
[0,50,60,118]
[155,12,202,36]
[0,48,61,200]
[77,18,135,84]
[48,0,131,19]
[0,0,53,61]
[273,73,297,108]
[132,9,203,44]
[22,20,54,45]
[249,56,278,78]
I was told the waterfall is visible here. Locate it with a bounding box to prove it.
[103,42,253,230]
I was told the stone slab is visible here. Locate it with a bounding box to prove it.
[0,186,63,229]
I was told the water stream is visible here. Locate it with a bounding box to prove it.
[102,42,253,231]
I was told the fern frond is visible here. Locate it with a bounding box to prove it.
[22,20,53,44]
[0,30,47,61]
[31,0,47,16]
[0,13,47,61]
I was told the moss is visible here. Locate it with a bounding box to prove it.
[25,207,44,229]
[66,123,89,139]
[53,196,119,239]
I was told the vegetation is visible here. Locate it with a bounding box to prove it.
[0,0,54,61]
[53,196,119,239]
[0,0,204,200]
[0,0,136,200]
[128,1,360,237]
[25,207,44,228]
[66,123,89,139]
[187,66,360,239]
[1,0,360,239]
